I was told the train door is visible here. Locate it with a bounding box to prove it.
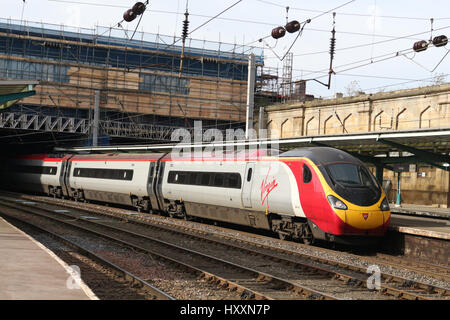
[300,162,316,220]
[147,162,156,210]
[62,156,73,198]
[154,160,166,212]
[241,162,255,208]
[60,160,67,196]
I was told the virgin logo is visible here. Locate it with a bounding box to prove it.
[261,168,278,208]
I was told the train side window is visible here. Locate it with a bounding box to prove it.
[213,173,224,187]
[201,173,210,186]
[189,172,197,185]
[167,171,241,188]
[303,165,312,183]
[149,166,154,177]
[178,172,188,184]
[227,173,241,189]
[194,173,203,185]
[126,170,133,180]
[247,168,253,182]
[167,171,176,183]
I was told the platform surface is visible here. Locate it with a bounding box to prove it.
[390,203,449,219]
[0,217,95,300]
[390,213,450,240]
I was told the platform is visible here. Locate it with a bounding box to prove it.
[390,203,449,219]
[390,213,450,240]
[0,217,96,300]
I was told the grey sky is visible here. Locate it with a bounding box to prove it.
[3,0,450,98]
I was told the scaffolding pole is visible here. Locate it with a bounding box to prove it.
[245,54,256,140]
[92,90,100,147]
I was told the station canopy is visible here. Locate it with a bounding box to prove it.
[0,80,38,110]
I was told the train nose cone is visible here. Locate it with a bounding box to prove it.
[344,209,385,230]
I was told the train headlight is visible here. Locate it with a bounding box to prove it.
[327,195,348,210]
[380,197,390,211]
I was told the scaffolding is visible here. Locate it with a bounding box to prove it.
[281,52,293,101]
[0,18,264,136]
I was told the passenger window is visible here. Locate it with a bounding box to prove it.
[189,172,197,185]
[213,173,224,187]
[201,173,210,186]
[178,172,188,184]
[227,174,241,189]
[247,168,253,182]
[303,165,312,183]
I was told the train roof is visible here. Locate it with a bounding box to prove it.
[70,153,165,161]
[15,148,362,165]
[16,154,66,161]
[280,147,363,166]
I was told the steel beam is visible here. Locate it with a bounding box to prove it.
[377,138,450,171]
[0,90,36,109]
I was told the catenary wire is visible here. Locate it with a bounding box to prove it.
[263,24,450,60]
[254,0,450,21]
[47,0,441,44]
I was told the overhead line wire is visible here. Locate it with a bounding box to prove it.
[48,0,441,46]
[254,0,450,21]
[263,24,450,60]
[48,0,450,22]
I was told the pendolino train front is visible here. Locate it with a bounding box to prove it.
[3,147,390,245]
[271,147,390,244]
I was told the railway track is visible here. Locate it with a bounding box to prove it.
[0,197,339,300]
[362,253,450,283]
[0,193,448,300]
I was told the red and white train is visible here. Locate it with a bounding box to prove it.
[2,147,390,245]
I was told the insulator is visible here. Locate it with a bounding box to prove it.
[329,30,336,56]
[413,40,429,52]
[182,16,189,40]
[132,2,146,15]
[285,20,300,33]
[329,39,336,56]
[271,26,286,39]
[123,9,137,22]
[432,35,448,47]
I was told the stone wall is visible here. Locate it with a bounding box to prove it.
[264,83,450,137]
[382,167,450,208]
